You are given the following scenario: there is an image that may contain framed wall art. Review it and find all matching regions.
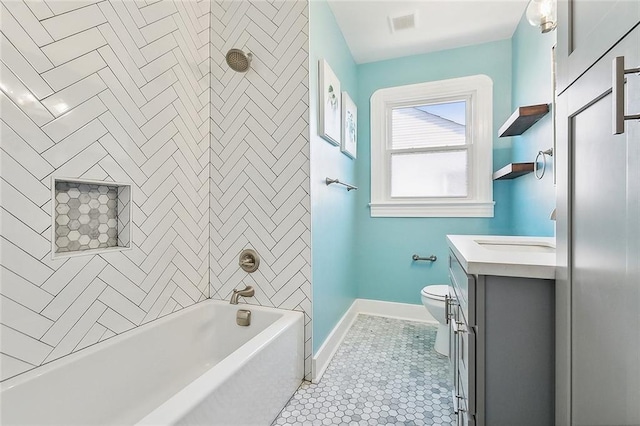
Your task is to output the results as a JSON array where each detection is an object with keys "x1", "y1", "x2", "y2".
[
  {"x1": 341, "y1": 91, "x2": 357, "y2": 159},
  {"x1": 318, "y1": 59, "x2": 341, "y2": 145}
]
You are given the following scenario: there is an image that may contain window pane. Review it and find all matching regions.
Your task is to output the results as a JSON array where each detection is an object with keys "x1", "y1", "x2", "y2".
[
  {"x1": 391, "y1": 151, "x2": 468, "y2": 197},
  {"x1": 392, "y1": 101, "x2": 466, "y2": 149}
]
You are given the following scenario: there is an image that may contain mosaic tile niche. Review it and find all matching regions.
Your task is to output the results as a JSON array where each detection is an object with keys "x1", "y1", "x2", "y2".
[{"x1": 54, "y1": 180, "x2": 131, "y2": 256}]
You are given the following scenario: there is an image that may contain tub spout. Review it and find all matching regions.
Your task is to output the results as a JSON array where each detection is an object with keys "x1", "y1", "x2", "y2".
[{"x1": 230, "y1": 286, "x2": 255, "y2": 304}]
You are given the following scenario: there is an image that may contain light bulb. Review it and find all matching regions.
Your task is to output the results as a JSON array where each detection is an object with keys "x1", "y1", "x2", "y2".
[{"x1": 526, "y1": 0, "x2": 557, "y2": 33}]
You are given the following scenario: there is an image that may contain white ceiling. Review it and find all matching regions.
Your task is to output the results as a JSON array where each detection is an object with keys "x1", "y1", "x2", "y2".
[{"x1": 326, "y1": 0, "x2": 529, "y2": 64}]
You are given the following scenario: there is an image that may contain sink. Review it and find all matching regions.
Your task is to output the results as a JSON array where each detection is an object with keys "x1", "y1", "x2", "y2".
[{"x1": 474, "y1": 240, "x2": 555, "y2": 254}]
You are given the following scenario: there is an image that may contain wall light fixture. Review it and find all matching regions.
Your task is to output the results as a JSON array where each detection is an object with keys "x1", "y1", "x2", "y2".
[{"x1": 526, "y1": 0, "x2": 557, "y2": 33}]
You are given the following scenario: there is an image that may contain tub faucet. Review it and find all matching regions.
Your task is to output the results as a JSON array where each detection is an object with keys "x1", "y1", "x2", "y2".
[{"x1": 230, "y1": 286, "x2": 255, "y2": 304}]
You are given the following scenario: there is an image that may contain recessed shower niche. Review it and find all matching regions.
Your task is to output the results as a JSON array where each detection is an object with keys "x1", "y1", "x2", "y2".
[{"x1": 52, "y1": 178, "x2": 132, "y2": 258}]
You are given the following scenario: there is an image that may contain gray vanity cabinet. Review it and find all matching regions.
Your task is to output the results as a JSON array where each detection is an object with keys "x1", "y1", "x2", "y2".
[{"x1": 448, "y1": 250, "x2": 555, "y2": 426}]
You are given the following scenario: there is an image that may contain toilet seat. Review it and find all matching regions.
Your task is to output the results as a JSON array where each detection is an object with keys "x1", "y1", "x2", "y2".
[{"x1": 421, "y1": 285, "x2": 449, "y2": 300}]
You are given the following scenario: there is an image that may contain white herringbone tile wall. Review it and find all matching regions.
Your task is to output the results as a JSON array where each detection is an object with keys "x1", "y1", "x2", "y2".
[
  {"x1": 0, "y1": 0, "x2": 211, "y2": 381},
  {"x1": 209, "y1": 0, "x2": 312, "y2": 379}
]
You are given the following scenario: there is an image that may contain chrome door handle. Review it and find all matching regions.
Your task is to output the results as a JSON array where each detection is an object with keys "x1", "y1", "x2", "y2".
[{"x1": 613, "y1": 56, "x2": 640, "y2": 135}]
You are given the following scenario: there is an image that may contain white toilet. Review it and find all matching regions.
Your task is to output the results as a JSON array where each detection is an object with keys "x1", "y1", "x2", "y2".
[{"x1": 421, "y1": 285, "x2": 450, "y2": 356}]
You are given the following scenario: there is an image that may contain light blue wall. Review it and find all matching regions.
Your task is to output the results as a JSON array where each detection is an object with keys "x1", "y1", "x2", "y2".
[
  {"x1": 354, "y1": 41, "x2": 514, "y2": 305},
  {"x1": 510, "y1": 15, "x2": 557, "y2": 236},
  {"x1": 310, "y1": 10, "x2": 558, "y2": 351},
  {"x1": 310, "y1": 0, "x2": 358, "y2": 354}
]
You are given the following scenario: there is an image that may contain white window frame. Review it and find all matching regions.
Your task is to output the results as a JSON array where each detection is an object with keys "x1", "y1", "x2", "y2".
[{"x1": 370, "y1": 74, "x2": 495, "y2": 218}]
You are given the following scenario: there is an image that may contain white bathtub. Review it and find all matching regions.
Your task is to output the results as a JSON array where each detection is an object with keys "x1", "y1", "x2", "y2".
[{"x1": 0, "y1": 300, "x2": 304, "y2": 425}]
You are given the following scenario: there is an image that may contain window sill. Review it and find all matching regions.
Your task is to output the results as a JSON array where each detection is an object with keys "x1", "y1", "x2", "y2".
[{"x1": 369, "y1": 201, "x2": 495, "y2": 218}]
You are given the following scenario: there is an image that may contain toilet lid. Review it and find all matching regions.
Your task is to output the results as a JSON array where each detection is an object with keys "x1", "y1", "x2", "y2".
[{"x1": 421, "y1": 285, "x2": 449, "y2": 299}]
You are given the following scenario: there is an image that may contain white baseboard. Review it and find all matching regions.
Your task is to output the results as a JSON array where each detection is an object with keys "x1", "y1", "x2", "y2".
[
  {"x1": 312, "y1": 300, "x2": 359, "y2": 383},
  {"x1": 356, "y1": 299, "x2": 436, "y2": 324},
  {"x1": 312, "y1": 298, "x2": 437, "y2": 383}
]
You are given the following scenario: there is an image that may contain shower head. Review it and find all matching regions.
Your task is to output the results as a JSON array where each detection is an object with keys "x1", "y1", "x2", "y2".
[{"x1": 225, "y1": 49, "x2": 252, "y2": 73}]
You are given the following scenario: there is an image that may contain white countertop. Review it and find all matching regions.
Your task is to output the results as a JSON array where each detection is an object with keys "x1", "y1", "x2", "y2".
[{"x1": 446, "y1": 235, "x2": 556, "y2": 280}]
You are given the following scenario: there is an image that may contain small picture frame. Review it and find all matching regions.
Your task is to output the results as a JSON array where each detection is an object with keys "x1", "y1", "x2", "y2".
[
  {"x1": 318, "y1": 59, "x2": 341, "y2": 145},
  {"x1": 341, "y1": 92, "x2": 357, "y2": 159}
]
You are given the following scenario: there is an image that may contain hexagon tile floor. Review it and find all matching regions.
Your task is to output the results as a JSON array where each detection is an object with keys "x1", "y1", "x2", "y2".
[{"x1": 273, "y1": 315, "x2": 455, "y2": 425}]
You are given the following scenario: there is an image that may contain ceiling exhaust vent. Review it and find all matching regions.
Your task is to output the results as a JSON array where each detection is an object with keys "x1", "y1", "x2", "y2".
[{"x1": 388, "y1": 12, "x2": 417, "y2": 33}]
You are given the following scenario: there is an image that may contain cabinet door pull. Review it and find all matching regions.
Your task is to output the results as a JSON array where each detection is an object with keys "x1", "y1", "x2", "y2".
[
  {"x1": 445, "y1": 294, "x2": 450, "y2": 324},
  {"x1": 452, "y1": 319, "x2": 466, "y2": 335},
  {"x1": 613, "y1": 56, "x2": 640, "y2": 134}
]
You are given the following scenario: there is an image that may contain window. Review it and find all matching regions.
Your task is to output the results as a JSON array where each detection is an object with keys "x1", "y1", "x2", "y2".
[{"x1": 370, "y1": 75, "x2": 494, "y2": 217}]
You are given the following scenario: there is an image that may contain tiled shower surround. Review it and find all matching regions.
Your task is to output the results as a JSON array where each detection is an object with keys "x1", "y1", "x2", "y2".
[
  {"x1": 0, "y1": 0, "x2": 312, "y2": 382},
  {"x1": 209, "y1": 0, "x2": 312, "y2": 379}
]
